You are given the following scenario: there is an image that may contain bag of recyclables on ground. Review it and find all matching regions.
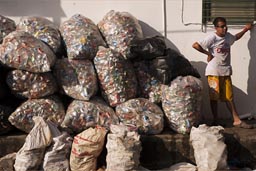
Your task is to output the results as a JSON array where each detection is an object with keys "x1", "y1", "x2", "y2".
[
  {"x1": 16, "y1": 16, "x2": 63, "y2": 55},
  {"x1": 6, "y1": 69, "x2": 58, "y2": 99},
  {"x1": 190, "y1": 124, "x2": 228, "y2": 171},
  {"x1": 0, "y1": 15, "x2": 16, "y2": 43},
  {"x1": 70, "y1": 127, "x2": 107, "y2": 171},
  {"x1": 94, "y1": 46, "x2": 138, "y2": 107},
  {"x1": 98, "y1": 10, "x2": 143, "y2": 59},
  {"x1": 53, "y1": 58, "x2": 98, "y2": 101},
  {"x1": 161, "y1": 75, "x2": 203, "y2": 134},
  {"x1": 59, "y1": 14, "x2": 106, "y2": 60},
  {"x1": 61, "y1": 97, "x2": 119, "y2": 133},
  {"x1": 14, "y1": 117, "x2": 53, "y2": 171},
  {"x1": 133, "y1": 60, "x2": 162, "y2": 103},
  {"x1": 0, "y1": 31, "x2": 56, "y2": 73},
  {"x1": 106, "y1": 124, "x2": 149, "y2": 171},
  {"x1": 8, "y1": 95, "x2": 65, "y2": 133},
  {"x1": 43, "y1": 128, "x2": 72, "y2": 171},
  {"x1": 115, "y1": 98, "x2": 164, "y2": 135}
]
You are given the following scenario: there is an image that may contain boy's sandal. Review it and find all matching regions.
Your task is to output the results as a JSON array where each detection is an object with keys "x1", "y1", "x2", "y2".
[{"x1": 234, "y1": 121, "x2": 253, "y2": 129}]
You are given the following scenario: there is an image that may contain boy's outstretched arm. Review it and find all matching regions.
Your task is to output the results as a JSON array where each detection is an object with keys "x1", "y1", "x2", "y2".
[
  {"x1": 235, "y1": 23, "x2": 253, "y2": 40},
  {"x1": 192, "y1": 42, "x2": 214, "y2": 62}
]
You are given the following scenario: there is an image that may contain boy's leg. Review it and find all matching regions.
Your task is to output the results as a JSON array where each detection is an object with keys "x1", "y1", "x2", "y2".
[
  {"x1": 223, "y1": 76, "x2": 252, "y2": 128},
  {"x1": 222, "y1": 77, "x2": 240, "y2": 124},
  {"x1": 226, "y1": 100, "x2": 252, "y2": 128},
  {"x1": 208, "y1": 76, "x2": 219, "y2": 123},
  {"x1": 225, "y1": 100, "x2": 241, "y2": 124}
]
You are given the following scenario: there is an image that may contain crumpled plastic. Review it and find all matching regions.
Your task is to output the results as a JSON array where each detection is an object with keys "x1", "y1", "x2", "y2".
[
  {"x1": 8, "y1": 95, "x2": 65, "y2": 133},
  {"x1": 106, "y1": 124, "x2": 143, "y2": 171},
  {"x1": 14, "y1": 116, "x2": 54, "y2": 171},
  {"x1": 129, "y1": 35, "x2": 166, "y2": 60},
  {"x1": 98, "y1": 10, "x2": 143, "y2": 59},
  {"x1": 16, "y1": 16, "x2": 63, "y2": 55},
  {"x1": 42, "y1": 129, "x2": 72, "y2": 171},
  {"x1": 94, "y1": 46, "x2": 138, "y2": 107},
  {"x1": 0, "y1": 31, "x2": 56, "y2": 73},
  {"x1": 115, "y1": 98, "x2": 164, "y2": 135},
  {"x1": 61, "y1": 97, "x2": 119, "y2": 133},
  {"x1": 6, "y1": 69, "x2": 57, "y2": 99},
  {"x1": 161, "y1": 76, "x2": 203, "y2": 134},
  {"x1": 59, "y1": 14, "x2": 106, "y2": 60},
  {"x1": 150, "y1": 48, "x2": 201, "y2": 84},
  {"x1": 190, "y1": 124, "x2": 228, "y2": 171},
  {"x1": 0, "y1": 15, "x2": 16, "y2": 43},
  {"x1": 53, "y1": 58, "x2": 98, "y2": 101}
]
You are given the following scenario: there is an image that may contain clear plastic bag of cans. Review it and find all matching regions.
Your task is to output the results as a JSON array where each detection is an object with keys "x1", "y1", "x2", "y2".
[
  {"x1": 98, "y1": 10, "x2": 143, "y2": 59},
  {"x1": 94, "y1": 46, "x2": 138, "y2": 107},
  {"x1": 161, "y1": 76, "x2": 203, "y2": 134},
  {"x1": 8, "y1": 95, "x2": 65, "y2": 133},
  {"x1": 53, "y1": 58, "x2": 98, "y2": 101},
  {"x1": 16, "y1": 16, "x2": 62, "y2": 55},
  {"x1": 115, "y1": 98, "x2": 164, "y2": 135},
  {"x1": 0, "y1": 15, "x2": 16, "y2": 43},
  {"x1": 6, "y1": 69, "x2": 58, "y2": 99},
  {"x1": 61, "y1": 97, "x2": 119, "y2": 133},
  {"x1": 0, "y1": 31, "x2": 56, "y2": 73},
  {"x1": 0, "y1": 105, "x2": 14, "y2": 135},
  {"x1": 59, "y1": 14, "x2": 106, "y2": 60},
  {"x1": 133, "y1": 61, "x2": 162, "y2": 103}
]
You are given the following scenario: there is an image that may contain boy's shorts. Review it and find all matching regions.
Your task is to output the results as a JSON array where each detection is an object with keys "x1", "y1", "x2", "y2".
[{"x1": 207, "y1": 75, "x2": 233, "y2": 101}]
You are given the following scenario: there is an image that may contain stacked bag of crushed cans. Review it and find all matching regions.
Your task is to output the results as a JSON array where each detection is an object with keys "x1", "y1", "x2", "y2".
[{"x1": 0, "y1": 10, "x2": 202, "y2": 171}]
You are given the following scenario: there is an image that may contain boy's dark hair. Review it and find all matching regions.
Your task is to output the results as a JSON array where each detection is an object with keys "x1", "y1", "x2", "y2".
[{"x1": 212, "y1": 17, "x2": 226, "y2": 27}]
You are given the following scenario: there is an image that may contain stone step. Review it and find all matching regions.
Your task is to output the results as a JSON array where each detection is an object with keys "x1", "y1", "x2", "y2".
[
  {"x1": 0, "y1": 121, "x2": 256, "y2": 170},
  {"x1": 140, "y1": 125, "x2": 256, "y2": 170}
]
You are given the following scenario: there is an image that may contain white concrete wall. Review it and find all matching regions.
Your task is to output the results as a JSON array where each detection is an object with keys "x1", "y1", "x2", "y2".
[{"x1": 1, "y1": 0, "x2": 256, "y2": 120}]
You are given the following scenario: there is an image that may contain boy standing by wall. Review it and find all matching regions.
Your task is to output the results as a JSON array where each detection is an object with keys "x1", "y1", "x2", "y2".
[{"x1": 192, "y1": 17, "x2": 253, "y2": 128}]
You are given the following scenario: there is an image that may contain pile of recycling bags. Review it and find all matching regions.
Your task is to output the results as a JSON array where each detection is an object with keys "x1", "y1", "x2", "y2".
[{"x1": 0, "y1": 10, "x2": 204, "y2": 170}]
